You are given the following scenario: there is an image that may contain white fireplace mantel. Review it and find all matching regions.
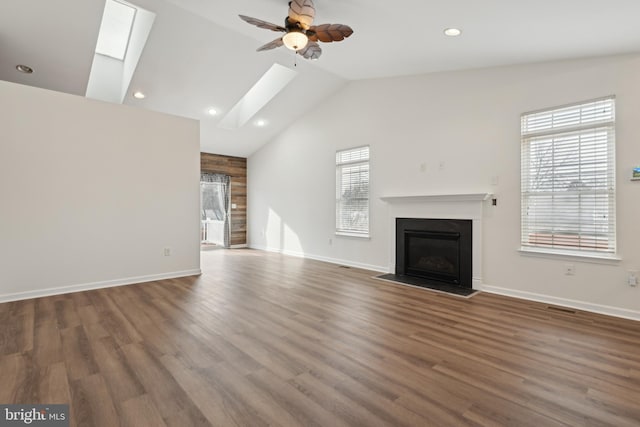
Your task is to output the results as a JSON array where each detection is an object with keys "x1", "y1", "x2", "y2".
[
  {"x1": 380, "y1": 193, "x2": 493, "y2": 204},
  {"x1": 381, "y1": 191, "x2": 492, "y2": 290}
]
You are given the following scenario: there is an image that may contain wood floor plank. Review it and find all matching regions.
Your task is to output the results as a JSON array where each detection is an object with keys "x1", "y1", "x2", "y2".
[
  {"x1": 76, "y1": 304, "x2": 110, "y2": 341},
  {"x1": 60, "y1": 325, "x2": 99, "y2": 381},
  {"x1": 91, "y1": 336, "x2": 146, "y2": 404},
  {"x1": 120, "y1": 394, "x2": 168, "y2": 427},
  {"x1": 246, "y1": 367, "x2": 353, "y2": 427},
  {"x1": 0, "y1": 353, "x2": 27, "y2": 403},
  {"x1": 0, "y1": 300, "x2": 34, "y2": 355},
  {"x1": 290, "y1": 371, "x2": 415, "y2": 427},
  {"x1": 160, "y1": 354, "x2": 262, "y2": 427},
  {"x1": 55, "y1": 297, "x2": 82, "y2": 330},
  {"x1": 197, "y1": 360, "x2": 307, "y2": 427},
  {"x1": 185, "y1": 324, "x2": 263, "y2": 375},
  {"x1": 0, "y1": 248, "x2": 639, "y2": 426},
  {"x1": 163, "y1": 407, "x2": 211, "y2": 427},
  {"x1": 119, "y1": 342, "x2": 207, "y2": 422},
  {"x1": 38, "y1": 361, "x2": 72, "y2": 404},
  {"x1": 70, "y1": 374, "x2": 120, "y2": 427},
  {"x1": 88, "y1": 290, "x2": 142, "y2": 346}
]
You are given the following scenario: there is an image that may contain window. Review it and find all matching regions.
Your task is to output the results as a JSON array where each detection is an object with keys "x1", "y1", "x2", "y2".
[
  {"x1": 521, "y1": 97, "x2": 616, "y2": 255},
  {"x1": 95, "y1": 0, "x2": 137, "y2": 61},
  {"x1": 336, "y1": 146, "x2": 370, "y2": 237}
]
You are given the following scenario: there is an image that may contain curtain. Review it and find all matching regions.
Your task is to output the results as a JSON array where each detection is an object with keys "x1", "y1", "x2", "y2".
[{"x1": 201, "y1": 173, "x2": 231, "y2": 248}]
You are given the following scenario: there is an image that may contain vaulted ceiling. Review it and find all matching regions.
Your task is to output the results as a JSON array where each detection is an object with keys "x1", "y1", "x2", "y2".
[{"x1": 2, "y1": 0, "x2": 640, "y2": 157}]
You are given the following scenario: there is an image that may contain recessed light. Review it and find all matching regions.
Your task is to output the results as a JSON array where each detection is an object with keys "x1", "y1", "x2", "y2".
[
  {"x1": 444, "y1": 28, "x2": 462, "y2": 37},
  {"x1": 207, "y1": 108, "x2": 218, "y2": 116},
  {"x1": 16, "y1": 64, "x2": 34, "y2": 74},
  {"x1": 255, "y1": 119, "x2": 267, "y2": 127},
  {"x1": 133, "y1": 91, "x2": 145, "y2": 99}
]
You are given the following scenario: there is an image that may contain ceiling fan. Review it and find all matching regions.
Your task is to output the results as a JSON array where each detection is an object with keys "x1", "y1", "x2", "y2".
[{"x1": 239, "y1": 0, "x2": 353, "y2": 60}]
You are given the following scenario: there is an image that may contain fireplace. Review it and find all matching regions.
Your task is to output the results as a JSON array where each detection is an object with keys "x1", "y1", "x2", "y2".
[{"x1": 396, "y1": 218, "x2": 472, "y2": 290}]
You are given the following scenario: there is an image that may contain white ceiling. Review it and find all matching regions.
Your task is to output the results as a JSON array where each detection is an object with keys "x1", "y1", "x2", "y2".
[{"x1": 2, "y1": 0, "x2": 640, "y2": 157}]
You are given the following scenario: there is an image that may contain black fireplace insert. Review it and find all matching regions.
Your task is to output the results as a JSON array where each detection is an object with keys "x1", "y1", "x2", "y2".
[{"x1": 396, "y1": 218, "x2": 472, "y2": 290}]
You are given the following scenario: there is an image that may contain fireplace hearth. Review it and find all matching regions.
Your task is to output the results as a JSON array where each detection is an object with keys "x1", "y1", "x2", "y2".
[{"x1": 377, "y1": 218, "x2": 474, "y2": 296}]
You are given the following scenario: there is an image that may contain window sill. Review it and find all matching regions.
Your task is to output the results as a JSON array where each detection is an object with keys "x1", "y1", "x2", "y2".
[
  {"x1": 518, "y1": 247, "x2": 621, "y2": 264},
  {"x1": 336, "y1": 231, "x2": 370, "y2": 240}
]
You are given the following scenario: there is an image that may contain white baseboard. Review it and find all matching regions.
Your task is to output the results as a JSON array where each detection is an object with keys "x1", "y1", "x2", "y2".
[
  {"x1": 230, "y1": 244, "x2": 248, "y2": 249},
  {"x1": 0, "y1": 269, "x2": 202, "y2": 304},
  {"x1": 481, "y1": 284, "x2": 640, "y2": 322},
  {"x1": 250, "y1": 245, "x2": 388, "y2": 273}
]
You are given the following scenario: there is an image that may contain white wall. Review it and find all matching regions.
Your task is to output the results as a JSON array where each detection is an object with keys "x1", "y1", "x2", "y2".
[
  {"x1": 248, "y1": 54, "x2": 640, "y2": 319},
  {"x1": 0, "y1": 80, "x2": 201, "y2": 301}
]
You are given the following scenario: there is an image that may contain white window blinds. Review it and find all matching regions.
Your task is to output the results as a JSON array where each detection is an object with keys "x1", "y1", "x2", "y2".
[
  {"x1": 521, "y1": 97, "x2": 616, "y2": 254},
  {"x1": 336, "y1": 146, "x2": 370, "y2": 236}
]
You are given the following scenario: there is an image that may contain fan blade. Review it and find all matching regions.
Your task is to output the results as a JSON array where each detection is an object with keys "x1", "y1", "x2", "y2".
[
  {"x1": 257, "y1": 37, "x2": 284, "y2": 52},
  {"x1": 297, "y1": 41, "x2": 322, "y2": 60},
  {"x1": 239, "y1": 15, "x2": 286, "y2": 32},
  {"x1": 308, "y1": 23, "x2": 353, "y2": 43},
  {"x1": 287, "y1": 0, "x2": 315, "y2": 30}
]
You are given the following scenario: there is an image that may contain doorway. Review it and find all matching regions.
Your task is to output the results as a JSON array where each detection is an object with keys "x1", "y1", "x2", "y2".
[{"x1": 200, "y1": 173, "x2": 230, "y2": 249}]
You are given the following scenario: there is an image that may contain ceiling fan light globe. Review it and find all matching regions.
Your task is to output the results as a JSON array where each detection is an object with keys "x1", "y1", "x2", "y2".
[{"x1": 282, "y1": 31, "x2": 308, "y2": 51}]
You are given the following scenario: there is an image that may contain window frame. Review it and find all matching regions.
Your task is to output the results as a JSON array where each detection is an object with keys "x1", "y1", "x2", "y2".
[
  {"x1": 336, "y1": 145, "x2": 370, "y2": 238},
  {"x1": 520, "y1": 96, "x2": 617, "y2": 260}
]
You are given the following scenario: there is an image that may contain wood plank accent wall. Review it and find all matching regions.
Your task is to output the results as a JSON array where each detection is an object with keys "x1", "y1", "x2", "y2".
[{"x1": 201, "y1": 153, "x2": 247, "y2": 246}]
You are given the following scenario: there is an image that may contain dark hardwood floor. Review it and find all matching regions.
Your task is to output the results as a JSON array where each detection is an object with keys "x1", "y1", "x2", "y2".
[{"x1": 1, "y1": 249, "x2": 640, "y2": 426}]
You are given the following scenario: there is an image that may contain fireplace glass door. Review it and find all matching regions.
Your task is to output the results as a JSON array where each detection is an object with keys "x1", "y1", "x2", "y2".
[{"x1": 405, "y1": 231, "x2": 461, "y2": 284}]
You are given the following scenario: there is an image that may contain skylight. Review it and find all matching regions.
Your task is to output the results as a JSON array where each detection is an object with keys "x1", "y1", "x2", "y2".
[
  {"x1": 87, "y1": 0, "x2": 155, "y2": 103},
  {"x1": 218, "y1": 64, "x2": 298, "y2": 130},
  {"x1": 95, "y1": 0, "x2": 136, "y2": 61}
]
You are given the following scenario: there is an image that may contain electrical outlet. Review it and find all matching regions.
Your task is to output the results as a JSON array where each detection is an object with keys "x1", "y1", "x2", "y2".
[
  {"x1": 564, "y1": 264, "x2": 575, "y2": 275},
  {"x1": 628, "y1": 270, "x2": 638, "y2": 287},
  {"x1": 164, "y1": 247, "x2": 171, "y2": 257},
  {"x1": 328, "y1": 238, "x2": 333, "y2": 246}
]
